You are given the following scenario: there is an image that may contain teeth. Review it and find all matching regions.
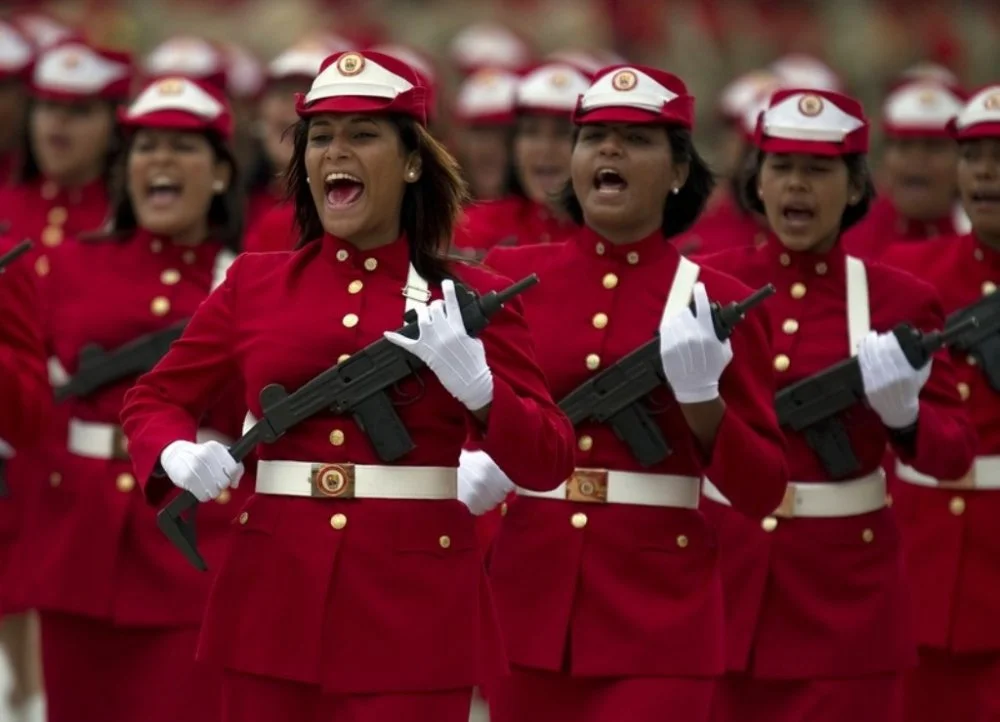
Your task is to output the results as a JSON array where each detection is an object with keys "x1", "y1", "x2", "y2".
[
  {"x1": 597, "y1": 168, "x2": 621, "y2": 180},
  {"x1": 150, "y1": 176, "x2": 176, "y2": 189},
  {"x1": 325, "y1": 172, "x2": 362, "y2": 184}
]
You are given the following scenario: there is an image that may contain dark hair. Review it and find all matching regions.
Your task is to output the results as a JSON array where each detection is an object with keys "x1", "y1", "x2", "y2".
[
  {"x1": 287, "y1": 113, "x2": 468, "y2": 284},
  {"x1": 739, "y1": 150, "x2": 876, "y2": 232},
  {"x1": 731, "y1": 143, "x2": 761, "y2": 216},
  {"x1": 557, "y1": 126, "x2": 716, "y2": 239},
  {"x1": 98, "y1": 130, "x2": 244, "y2": 251},
  {"x1": 19, "y1": 98, "x2": 122, "y2": 188}
]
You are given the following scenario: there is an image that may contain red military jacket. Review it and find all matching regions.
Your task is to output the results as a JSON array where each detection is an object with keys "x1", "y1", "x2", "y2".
[
  {"x1": 0, "y1": 175, "x2": 109, "y2": 279},
  {"x1": 696, "y1": 235, "x2": 976, "y2": 678},
  {"x1": 10, "y1": 230, "x2": 249, "y2": 626},
  {"x1": 452, "y1": 195, "x2": 576, "y2": 256},
  {"x1": 0, "y1": 235, "x2": 48, "y2": 451},
  {"x1": 881, "y1": 232, "x2": 1000, "y2": 653},
  {"x1": 842, "y1": 195, "x2": 965, "y2": 260},
  {"x1": 484, "y1": 226, "x2": 789, "y2": 678},
  {"x1": 0, "y1": 174, "x2": 110, "y2": 611},
  {"x1": 119, "y1": 233, "x2": 576, "y2": 693}
]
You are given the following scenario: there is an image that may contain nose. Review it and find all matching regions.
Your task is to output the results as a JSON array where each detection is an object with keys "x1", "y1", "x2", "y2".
[
  {"x1": 597, "y1": 132, "x2": 624, "y2": 158},
  {"x1": 972, "y1": 157, "x2": 998, "y2": 182},
  {"x1": 324, "y1": 133, "x2": 352, "y2": 161},
  {"x1": 786, "y1": 167, "x2": 810, "y2": 192}
]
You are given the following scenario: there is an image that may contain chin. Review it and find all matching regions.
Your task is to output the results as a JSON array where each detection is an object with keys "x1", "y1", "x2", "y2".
[
  {"x1": 320, "y1": 215, "x2": 364, "y2": 241},
  {"x1": 774, "y1": 230, "x2": 820, "y2": 253}
]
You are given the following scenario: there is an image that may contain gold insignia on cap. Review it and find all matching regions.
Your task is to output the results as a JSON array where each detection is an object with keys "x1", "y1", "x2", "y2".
[
  {"x1": 156, "y1": 78, "x2": 186, "y2": 96},
  {"x1": 918, "y1": 90, "x2": 939, "y2": 106},
  {"x1": 337, "y1": 52, "x2": 365, "y2": 76},
  {"x1": 611, "y1": 69, "x2": 637, "y2": 92},
  {"x1": 62, "y1": 52, "x2": 80, "y2": 69},
  {"x1": 984, "y1": 93, "x2": 1000, "y2": 111},
  {"x1": 798, "y1": 94, "x2": 824, "y2": 117},
  {"x1": 550, "y1": 72, "x2": 569, "y2": 88}
]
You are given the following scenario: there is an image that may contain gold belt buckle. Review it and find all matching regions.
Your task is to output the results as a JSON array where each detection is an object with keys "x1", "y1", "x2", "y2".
[
  {"x1": 311, "y1": 463, "x2": 357, "y2": 498},
  {"x1": 111, "y1": 426, "x2": 130, "y2": 461},
  {"x1": 566, "y1": 469, "x2": 608, "y2": 503},
  {"x1": 773, "y1": 484, "x2": 798, "y2": 518}
]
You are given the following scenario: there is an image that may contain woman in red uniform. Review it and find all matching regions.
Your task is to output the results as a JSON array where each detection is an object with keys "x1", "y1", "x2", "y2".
[
  {"x1": 242, "y1": 39, "x2": 341, "y2": 254},
  {"x1": 0, "y1": 20, "x2": 33, "y2": 187},
  {"x1": 452, "y1": 61, "x2": 591, "y2": 255},
  {"x1": 679, "y1": 73, "x2": 779, "y2": 256},
  {"x1": 119, "y1": 50, "x2": 575, "y2": 722},
  {"x1": 697, "y1": 88, "x2": 976, "y2": 722},
  {"x1": 843, "y1": 79, "x2": 968, "y2": 259},
  {"x1": 0, "y1": 237, "x2": 48, "y2": 471},
  {"x1": 469, "y1": 64, "x2": 789, "y2": 722},
  {"x1": 451, "y1": 67, "x2": 519, "y2": 205},
  {"x1": 879, "y1": 84, "x2": 1000, "y2": 722},
  {"x1": 0, "y1": 39, "x2": 131, "y2": 279},
  {"x1": 14, "y1": 76, "x2": 250, "y2": 722}
]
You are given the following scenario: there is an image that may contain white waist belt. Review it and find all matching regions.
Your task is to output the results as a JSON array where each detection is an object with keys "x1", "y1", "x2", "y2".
[
  {"x1": 896, "y1": 457, "x2": 1000, "y2": 490},
  {"x1": 701, "y1": 469, "x2": 886, "y2": 518},
  {"x1": 68, "y1": 418, "x2": 232, "y2": 461},
  {"x1": 255, "y1": 460, "x2": 458, "y2": 500},
  {"x1": 517, "y1": 469, "x2": 701, "y2": 508}
]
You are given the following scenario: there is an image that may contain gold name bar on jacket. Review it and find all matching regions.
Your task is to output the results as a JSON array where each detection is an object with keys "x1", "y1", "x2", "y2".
[
  {"x1": 254, "y1": 460, "x2": 458, "y2": 500},
  {"x1": 517, "y1": 468, "x2": 701, "y2": 508},
  {"x1": 701, "y1": 469, "x2": 887, "y2": 518}
]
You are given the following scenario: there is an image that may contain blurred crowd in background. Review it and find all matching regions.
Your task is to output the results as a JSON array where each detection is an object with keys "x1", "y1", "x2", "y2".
[{"x1": 5, "y1": 0, "x2": 1000, "y2": 171}]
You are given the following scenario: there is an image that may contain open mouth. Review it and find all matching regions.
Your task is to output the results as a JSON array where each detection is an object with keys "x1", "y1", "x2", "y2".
[
  {"x1": 781, "y1": 200, "x2": 816, "y2": 225},
  {"x1": 970, "y1": 189, "x2": 1000, "y2": 204},
  {"x1": 531, "y1": 165, "x2": 565, "y2": 186},
  {"x1": 593, "y1": 167, "x2": 628, "y2": 194},
  {"x1": 898, "y1": 175, "x2": 932, "y2": 189},
  {"x1": 325, "y1": 171, "x2": 365, "y2": 208},
  {"x1": 147, "y1": 176, "x2": 183, "y2": 207}
]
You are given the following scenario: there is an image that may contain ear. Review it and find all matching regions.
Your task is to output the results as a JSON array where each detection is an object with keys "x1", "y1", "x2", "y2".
[
  {"x1": 212, "y1": 159, "x2": 233, "y2": 194},
  {"x1": 672, "y1": 160, "x2": 691, "y2": 191},
  {"x1": 404, "y1": 152, "x2": 423, "y2": 183}
]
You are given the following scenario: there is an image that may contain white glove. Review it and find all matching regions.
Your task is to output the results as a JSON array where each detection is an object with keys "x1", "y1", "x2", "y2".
[
  {"x1": 160, "y1": 440, "x2": 244, "y2": 502},
  {"x1": 858, "y1": 330, "x2": 932, "y2": 429},
  {"x1": 384, "y1": 279, "x2": 493, "y2": 411},
  {"x1": 0, "y1": 438, "x2": 13, "y2": 460},
  {"x1": 659, "y1": 282, "x2": 734, "y2": 403},
  {"x1": 458, "y1": 449, "x2": 514, "y2": 515}
]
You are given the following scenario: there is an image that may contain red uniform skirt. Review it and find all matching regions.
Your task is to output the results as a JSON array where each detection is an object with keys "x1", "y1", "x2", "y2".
[
  {"x1": 221, "y1": 671, "x2": 472, "y2": 722},
  {"x1": 40, "y1": 611, "x2": 222, "y2": 722},
  {"x1": 904, "y1": 648, "x2": 1000, "y2": 722},
  {"x1": 711, "y1": 671, "x2": 904, "y2": 722},
  {"x1": 489, "y1": 664, "x2": 715, "y2": 722}
]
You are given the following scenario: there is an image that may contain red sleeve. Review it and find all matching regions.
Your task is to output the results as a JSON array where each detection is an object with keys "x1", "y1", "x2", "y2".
[
  {"x1": 892, "y1": 285, "x2": 976, "y2": 480},
  {"x1": 704, "y1": 298, "x2": 790, "y2": 518},
  {"x1": 458, "y1": 266, "x2": 575, "y2": 491},
  {"x1": 120, "y1": 255, "x2": 243, "y2": 505},
  {"x1": 0, "y1": 251, "x2": 49, "y2": 450}
]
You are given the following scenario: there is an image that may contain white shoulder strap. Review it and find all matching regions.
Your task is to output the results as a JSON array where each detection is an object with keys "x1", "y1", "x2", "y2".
[
  {"x1": 846, "y1": 255, "x2": 871, "y2": 355},
  {"x1": 402, "y1": 262, "x2": 431, "y2": 313},
  {"x1": 212, "y1": 248, "x2": 237, "y2": 291},
  {"x1": 953, "y1": 202, "x2": 972, "y2": 236},
  {"x1": 662, "y1": 256, "x2": 701, "y2": 321}
]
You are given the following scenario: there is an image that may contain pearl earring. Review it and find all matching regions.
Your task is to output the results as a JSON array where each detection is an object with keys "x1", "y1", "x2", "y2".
[
  {"x1": 406, "y1": 169, "x2": 418, "y2": 181},
  {"x1": 212, "y1": 179, "x2": 225, "y2": 193},
  {"x1": 671, "y1": 186, "x2": 680, "y2": 195}
]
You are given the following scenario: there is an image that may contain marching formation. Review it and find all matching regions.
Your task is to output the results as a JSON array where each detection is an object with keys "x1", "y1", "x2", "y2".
[{"x1": 0, "y1": 10, "x2": 998, "y2": 722}]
